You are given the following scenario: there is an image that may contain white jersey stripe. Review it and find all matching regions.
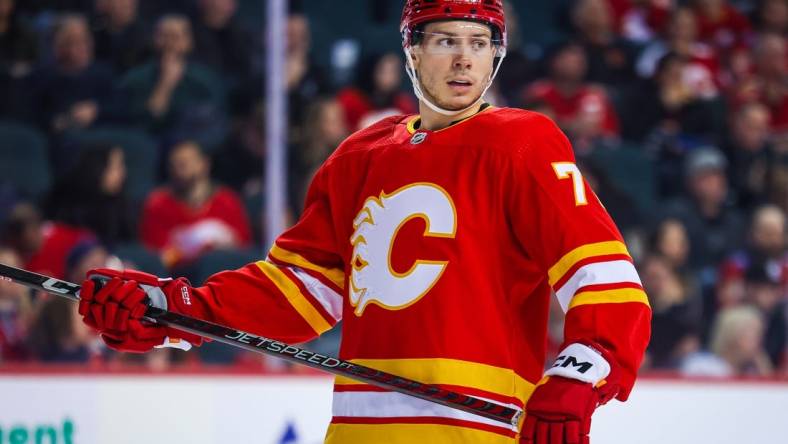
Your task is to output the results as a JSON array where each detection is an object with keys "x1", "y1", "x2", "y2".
[
  {"x1": 289, "y1": 267, "x2": 344, "y2": 321},
  {"x1": 554, "y1": 260, "x2": 642, "y2": 312},
  {"x1": 332, "y1": 391, "x2": 521, "y2": 432}
]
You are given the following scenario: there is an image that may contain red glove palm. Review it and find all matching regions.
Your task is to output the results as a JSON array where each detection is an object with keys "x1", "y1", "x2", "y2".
[
  {"x1": 522, "y1": 343, "x2": 620, "y2": 444},
  {"x1": 78, "y1": 269, "x2": 203, "y2": 353}
]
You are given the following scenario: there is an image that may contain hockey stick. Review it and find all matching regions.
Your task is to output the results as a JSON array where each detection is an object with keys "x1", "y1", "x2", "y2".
[{"x1": 0, "y1": 263, "x2": 522, "y2": 427}]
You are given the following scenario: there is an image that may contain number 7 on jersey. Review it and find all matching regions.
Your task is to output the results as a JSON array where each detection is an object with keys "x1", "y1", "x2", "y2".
[{"x1": 551, "y1": 162, "x2": 588, "y2": 206}]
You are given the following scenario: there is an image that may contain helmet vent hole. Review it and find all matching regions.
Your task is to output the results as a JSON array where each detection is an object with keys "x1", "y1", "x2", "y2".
[{"x1": 417, "y1": 0, "x2": 439, "y2": 11}]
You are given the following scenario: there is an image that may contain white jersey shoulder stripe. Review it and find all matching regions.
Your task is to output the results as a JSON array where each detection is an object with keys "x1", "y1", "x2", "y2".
[
  {"x1": 554, "y1": 260, "x2": 642, "y2": 312},
  {"x1": 288, "y1": 266, "x2": 344, "y2": 321}
]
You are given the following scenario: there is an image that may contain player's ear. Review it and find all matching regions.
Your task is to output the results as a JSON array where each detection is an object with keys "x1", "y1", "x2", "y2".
[{"x1": 409, "y1": 49, "x2": 422, "y2": 70}]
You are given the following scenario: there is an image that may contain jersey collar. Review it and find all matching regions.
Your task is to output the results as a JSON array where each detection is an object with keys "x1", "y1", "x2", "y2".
[{"x1": 406, "y1": 103, "x2": 493, "y2": 135}]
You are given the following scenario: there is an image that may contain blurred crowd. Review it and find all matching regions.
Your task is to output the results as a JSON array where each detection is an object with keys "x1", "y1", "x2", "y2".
[{"x1": 0, "y1": 0, "x2": 785, "y2": 378}]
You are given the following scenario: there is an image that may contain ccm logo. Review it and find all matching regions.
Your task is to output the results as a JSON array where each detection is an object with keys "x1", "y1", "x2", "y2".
[
  {"x1": 180, "y1": 286, "x2": 192, "y2": 306},
  {"x1": 552, "y1": 355, "x2": 593, "y2": 374}
]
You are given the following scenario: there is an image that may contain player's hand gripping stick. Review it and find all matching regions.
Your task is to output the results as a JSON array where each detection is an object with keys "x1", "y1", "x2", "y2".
[{"x1": 522, "y1": 343, "x2": 620, "y2": 444}]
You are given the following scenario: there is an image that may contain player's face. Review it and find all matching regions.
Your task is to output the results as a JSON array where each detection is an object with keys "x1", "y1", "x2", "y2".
[{"x1": 411, "y1": 21, "x2": 496, "y2": 111}]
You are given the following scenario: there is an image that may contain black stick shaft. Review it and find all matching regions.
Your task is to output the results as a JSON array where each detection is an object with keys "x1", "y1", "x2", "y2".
[{"x1": 0, "y1": 263, "x2": 522, "y2": 427}]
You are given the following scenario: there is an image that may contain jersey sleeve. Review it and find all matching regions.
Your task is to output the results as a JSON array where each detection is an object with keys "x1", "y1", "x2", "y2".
[
  {"x1": 510, "y1": 113, "x2": 651, "y2": 400},
  {"x1": 188, "y1": 165, "x2": 345, "y2": 344}
]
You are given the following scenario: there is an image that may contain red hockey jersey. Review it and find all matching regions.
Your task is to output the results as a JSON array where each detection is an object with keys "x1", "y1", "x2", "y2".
[{"x1": 187, "y1": 107, "x2": 651, "y2": 443}]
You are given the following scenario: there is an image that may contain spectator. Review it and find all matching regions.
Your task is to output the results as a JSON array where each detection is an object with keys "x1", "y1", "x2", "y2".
[
  {"x1": 692, "y1": 0, "x2": 752, "y2": 52},
  {"x1": 337, "y1": 52, "x2": 416, "y2": 132},
  {"x1": 2, "y1": 202, "x2": 43, "y2": 269},
  {"x1": 140, "y1": 140, "x2": 252, "y2": 268},
  {"x1": 1, "y1": 201, "x2": 92, "y2": 279},
  {"x1": 743, "y1": 260, "x2": 786, "y2": 369},
  {"x1": 641, "y1": 254, "x2": 703, "y2": 369},
  {"x1": 650, "y1": 217, "x2": 719, "y2": 336},
  {"x1": 525, "y1": 41, "x2": 620, "y2": 154},
  {"x1": 27, "y1": 240, "x2": 107, "y2": 362},
  {"x1": 754, "y1": 0, "x2": 788, "y2": 35},
  {"x1": 718, "y1": 204, "x2": 787, "y2": 306},
  {"x1": 616, "y1": 0, "x2": 673, "y2": 44},
  {"x1": 118, "y1": 14, "x2": 225, "y2": 137},
  {"x1": 292, "y1": 97, "x2": 349, "y2": 212},
  {"x1": 92, "y1": 0, "x2": 150, "y2": 74},
  {"x1": 46, "y1": 143, "x2": 136, "y2": 247},
  {"x1": 651, "y1": 218, "x2": 694, "y2": 272},
  {"x1": 722, "y1": 103, "x2": 774, "y2": 209},
  {"x1": 731, "y1": 32, "x2": 788, "y2": 131},
  {"x1": 212, "y1": 101, "x2": 266, "y2": 196},
  {"x1": 698, "y1": 305, "x2": 773, "y2": 376},
  {"x1": 662, "y1": 147, "x2": 746, "y2": 273},
  {"x1": 571, "y1": 0, "x2": 638, "y2": 85},
  {"x1": 637, "y1": 6, "x2": 721, "y2": 97},
  {"x1": 0, "y1": 247, "x2": 33, "y2": 361},
  {"x1": 0, "y1": 0, "x2": 38, "y2": 78},
  {"x1": 192, "y1": 0, "x2": 253, "y2": 80},
  {"x1": 678, "y1": 306, "x2": 767, "y2": 377},
  {"x1": 64, "y1": 240, "x2": 115, "y2": 284},
  {"x1": 720, "y1": 34, "x2": 756, "y2": 92},
  {"x1": 284, "y1": 13, "x2": 330, "y2": 142},
  {"x1": 765, "y1": 132, "x2": 788, "y2": 212},
  {"x1": 29, "y1": 14, "x2": 114, "y2": 135},
  {"x1": 212, "y1": 101, "x2": 298, "y2": 239},
  {"x1": 624, "y1": 52, "x2": 724, "y2": 181}
]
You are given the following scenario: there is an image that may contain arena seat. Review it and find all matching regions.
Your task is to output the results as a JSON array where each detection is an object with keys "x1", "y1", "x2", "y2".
[
  {"x1": 590, "y1": 143, "x2": 656, "y2": 216},
  {"x1": 0, "y1": 121, "x2": 51, "y2": 200},
  {"x1": 112, "y1": 242, "x2": 167, "y2": 277},
  {"x1": 175, "y1": 248, "x2": 264, "y2": 286}
]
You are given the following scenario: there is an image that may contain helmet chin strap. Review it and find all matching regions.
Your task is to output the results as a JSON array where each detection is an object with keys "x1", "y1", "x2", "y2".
[{"x1": 403, "y1": 48, "x2": 506, "y2": 117}]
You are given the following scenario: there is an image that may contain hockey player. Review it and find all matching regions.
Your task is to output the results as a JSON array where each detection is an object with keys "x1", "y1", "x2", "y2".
[{"x1": 77, "y1": 1, "x2": 651, "y2": 443}]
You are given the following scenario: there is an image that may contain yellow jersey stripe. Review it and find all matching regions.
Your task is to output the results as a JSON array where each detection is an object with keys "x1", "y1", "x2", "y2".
[
  {"x1": 268, "y1": 244, "x2": 346, "y2": 290},
  {"x1": 405, "y1": 106, "x2": 495, "y2": 136},
  {"x1": 325, "y1": 423, "x2": 516, "y2": 444},
  {"x1": 568, "y1": 287, "x2": 651, "y2": 310},
  {"x1": 334, "y1": 357, "x2": 535, "y2": 405},
  {"x1": 406, "y1": 116, "x2": 419, "y2": 134},
  {"x1": 254, "y1": 261, "x2": 333, "y2": 335},
  {"x1": 548, "y1": 241, "x2": 630, "y2": 286}
]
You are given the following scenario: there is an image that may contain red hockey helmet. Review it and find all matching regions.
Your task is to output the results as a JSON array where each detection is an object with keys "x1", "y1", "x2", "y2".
[{"x1": 400, "y1": 0, "x2": 507, "y2": 51}]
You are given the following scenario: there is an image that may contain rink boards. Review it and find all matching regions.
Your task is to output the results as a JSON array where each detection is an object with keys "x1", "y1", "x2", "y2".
[{"x1": 0, "y1": 374, "x2": 785, "y2": 444}]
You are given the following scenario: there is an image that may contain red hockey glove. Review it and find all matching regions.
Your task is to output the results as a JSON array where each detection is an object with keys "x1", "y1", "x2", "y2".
[
  {"x1": 522, "y1": 343, "x2": 620, "y2": 444},
  {"x1": 78, "y1": 268, "x2": 204, "y2": 353}
]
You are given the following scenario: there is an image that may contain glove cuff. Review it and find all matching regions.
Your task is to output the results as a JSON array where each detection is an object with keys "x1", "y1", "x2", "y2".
[
  {"x1": 544, "y1": 342, "x2": 611, "y2": 385},
  {"x1": 159, "y1": 277, "x2": 195, "y2": 313}
]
